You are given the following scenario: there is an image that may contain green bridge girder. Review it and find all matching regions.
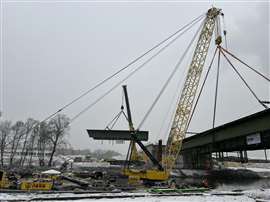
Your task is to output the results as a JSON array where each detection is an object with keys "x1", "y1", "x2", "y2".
[{"x1": 182, "y1": 108, "x2": 270, "y2": 152}]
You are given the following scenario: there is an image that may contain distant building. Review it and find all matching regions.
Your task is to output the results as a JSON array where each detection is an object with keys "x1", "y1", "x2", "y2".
[
  {"x1": 4, "y1": 147, "x2": 51, "y2": 159},
  {"x1": 2, "y1": 147, "x2": 52, "y2": 166}
]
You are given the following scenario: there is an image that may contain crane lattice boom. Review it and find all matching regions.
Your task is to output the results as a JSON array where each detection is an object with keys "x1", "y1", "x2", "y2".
[{"x1": 165, "y1": 7, "x2": 221, "y2": 171}]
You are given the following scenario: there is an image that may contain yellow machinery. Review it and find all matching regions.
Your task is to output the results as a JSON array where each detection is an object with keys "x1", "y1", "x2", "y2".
[
  {"x1": 20, "y1": 180, "x2": 53, "y2": 191},
  {"x1": 0, "y1": 170, "x2": 11, "y2": 188},
  {"x1": 20, "y1": 172, "x2": 61, "y2": 190},
  {"x1": 0, "y1": 170, "x2": 54, "y2": 191},
  {"x1": 123, "y1": 7, "x2": 222, "y2": 182},
  {"x1": 121, "y1": 85, "x2": 169, "y2": 182}
]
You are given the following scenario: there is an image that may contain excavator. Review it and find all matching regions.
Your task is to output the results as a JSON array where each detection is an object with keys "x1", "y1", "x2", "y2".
[{"x1": 88, "y1": 7, "x2": 223, "y2": 183}]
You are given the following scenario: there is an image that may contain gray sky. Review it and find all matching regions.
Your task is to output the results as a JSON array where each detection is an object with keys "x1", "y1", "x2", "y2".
[{"x1": 1, "y1": 1, "x2": 269, "y2": 157}]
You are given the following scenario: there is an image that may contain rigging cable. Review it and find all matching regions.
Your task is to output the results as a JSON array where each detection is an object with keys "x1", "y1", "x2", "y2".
[
  {"x1": 69, "y1": 17, "x2": 204, "y2": 123},
  {"x1": 220, "y1": 46, "x2": 270, "y2": 82},
  {"x1": 105, "y1": 111, "x2": 123, "y2": 130},
  {"x1": 137, "y1": 18, "x2": 205, "y2": 130},
  {"x1": 156, "y1": 44, "x2": 217, "y2": 142},
  {"x1": 110, "y1": 111, "x2": 129, "y2": 129},
  {"x1": 212, "y1": 48, "x2": 221, "y2": 128},
  {"x1": 186, "y1": 47, "x2": 218, "y2": 131},
  {"x1": 220, "y1": 48, "x2": 268, "y2": 109},
  {"x1": 41, "y1": 13, "x2": 206, "y2": 123},
  {"x1": 105, "y1": 91, "x2": 128, "y2": 130}
]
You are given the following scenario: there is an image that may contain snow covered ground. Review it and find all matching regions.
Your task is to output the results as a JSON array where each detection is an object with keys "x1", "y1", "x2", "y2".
[
  {"x1": 0, "y1": 189, "x2": 269, "y2": 202},
  {"x1": 227, "y1": 163, "x2": 270, "y2": 178},
  {"x1": 35, "y1": 195, "x2": 256, "y2": 202},
  {"x1": 1, "y1": 164, "x2": 270, "y2": 201}
]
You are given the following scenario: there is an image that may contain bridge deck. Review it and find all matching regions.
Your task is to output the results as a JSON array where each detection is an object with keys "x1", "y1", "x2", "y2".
[{"x1": 182, "y1": 108, "x2": 270, "y2": 152}]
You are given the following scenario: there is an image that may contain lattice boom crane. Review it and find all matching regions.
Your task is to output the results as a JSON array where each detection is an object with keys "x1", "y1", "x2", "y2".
[
  {"x1": 122, "y1": 7, "x2": 223, "y2": 182},
  {"x1": 89, "y1": 7, "x2": 223, "y2": 182},
  {"x1": 165, "y1": 7, "x2": 222, "y2": 172}
]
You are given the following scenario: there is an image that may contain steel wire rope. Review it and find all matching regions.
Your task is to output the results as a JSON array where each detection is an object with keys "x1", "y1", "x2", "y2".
[
  {"x1": 69, "y1": 17, "x2": 204, "y2": 124},
  {"x1": 24, "y1": 13, "x2": 205, "y2": 138},
  {"x1": 164, "y1": 47, "x2": 218, "y2": 170},
  {"x1": 154, "y1": 43, "x2": 212, "y2": 143},
  {"x1": 109, "y1": 112, "x2": 123, "y2": 129},
  {"x1": 213, "y1": 49, "x2": 221, "y2": 128},
  {"x1": 220, "y1": 46, "x2": 270, "y2": 82},
  {"x1": 221, "y1": 13, "x2": 228, "y2": 49},
  {"x1": 220, "y1": 48, "x2": 268, "y2": 109},
  {"x1": 186, "y1": 47, "x2": 218, "y2": 132},
  {"x1": 105, "y1": 111, "x2": 123, "y2": 130},
  {"x1": 136, "y1": 18, "x2": 205, "y2": 130},
  {"x1": 154, "y1": 64, "x2": 187, "y2": 143},
  {"x1": 41, "y1": 13, "x2": 205, "y2": 123}
]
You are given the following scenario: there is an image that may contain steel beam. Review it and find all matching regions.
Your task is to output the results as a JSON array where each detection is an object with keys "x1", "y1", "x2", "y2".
[{"x1": 87, "y1": 129, "x2": 148, "y2": 141}]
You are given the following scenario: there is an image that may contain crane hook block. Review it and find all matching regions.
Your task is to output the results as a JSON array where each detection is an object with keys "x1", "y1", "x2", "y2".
[{"x1": 215, "y1": 35, "x2": 222, "y2": 45}]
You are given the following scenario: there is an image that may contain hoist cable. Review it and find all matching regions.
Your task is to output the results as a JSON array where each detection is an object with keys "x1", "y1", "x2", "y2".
[
  {"x1": 220, "y1": 46, "x2": 270, "y2": 82},
  {"x1": 137, "y1": 19, "x2": 205, "y2": 130},
  {"x1": 186, "y1": 47, "x2": 218, "y2": 131},
  {"x1": 220, "y1": 48, "x2": 268, "y2": 109},
  {"x1": 121, "y1": 89, "x2": 124, "y2": 107},
  {"x1": 212, "y1": 49, "x2": 221, "y2": 128},
  {"x1": 221, "y1": 13, "x2": 228, "y2": 49},
  {"x1": 42, "y1": 13, "x2": 205, "y2": 123},
  {"x1": 155, "y1": 62, "x2": 187, "y2": 143},
  {"x1": 70, "y1": 17, "x2": 204, "y2": 123}
]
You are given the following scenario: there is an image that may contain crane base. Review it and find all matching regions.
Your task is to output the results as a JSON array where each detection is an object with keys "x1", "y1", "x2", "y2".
[{"x1": 123, "y1": 169, "x2": 169, "y2": 181}]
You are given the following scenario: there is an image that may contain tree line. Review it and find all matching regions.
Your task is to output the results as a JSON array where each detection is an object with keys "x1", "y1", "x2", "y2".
[
  {"x1": 56, "y1": 148, "x2": 122, "y2": 160},
  {"x1": 0, "y1": 114, "x2": 69, "y2": 168}
]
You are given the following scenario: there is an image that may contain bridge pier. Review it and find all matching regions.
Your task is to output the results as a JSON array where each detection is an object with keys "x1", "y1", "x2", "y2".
[
  {"x1": 181, "y1": 150, "x2": 212, "y2": 169},
  {"x1": 216, "y1": 152, "x2": 224, "y2": 161},
  {"x1": 239, "y1": 150, "x2": 248, "y2": 163}
]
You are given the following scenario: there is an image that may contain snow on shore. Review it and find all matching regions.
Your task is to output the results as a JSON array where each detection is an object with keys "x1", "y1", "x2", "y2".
[
  {"x1": 45, "y1": 195, "x2": 255, "y2": 202},
  {"x1": 0, "y1": 190, "x2": 269, "y2": 202}
]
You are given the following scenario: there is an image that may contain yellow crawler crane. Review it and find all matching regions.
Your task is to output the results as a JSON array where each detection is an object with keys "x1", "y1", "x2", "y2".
[{"x1": 124, "y1": 7, "x2": 222, "y2": 181}]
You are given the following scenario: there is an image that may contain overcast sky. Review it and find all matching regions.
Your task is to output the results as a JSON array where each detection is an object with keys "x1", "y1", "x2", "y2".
[{"x1": 1, "y1": 1, "x2": 269, "y2": 157}]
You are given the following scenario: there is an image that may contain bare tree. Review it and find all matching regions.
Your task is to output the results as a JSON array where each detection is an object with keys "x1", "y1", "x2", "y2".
[
  {"x1": 0, "y1": 121, "x2": 12, "y2": 167},
  {"x1": 47, "y1": 114, "x2": 70, "y2": 167},
  {"x1": 19, "y1": 118, "x2": 37, "y2": 167},
  {"x1": 9, "y1": 121, "x2": 25, "y2": 167},
  {"x1": 27, "y1": 125, "x2": 39, "y2": 166},
  {"x1": 37, "y1": 122, "x2": 50, "y2": 167},
  {"x1": 0, "y1": 114, "x2": 70, "y2": 168}
]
